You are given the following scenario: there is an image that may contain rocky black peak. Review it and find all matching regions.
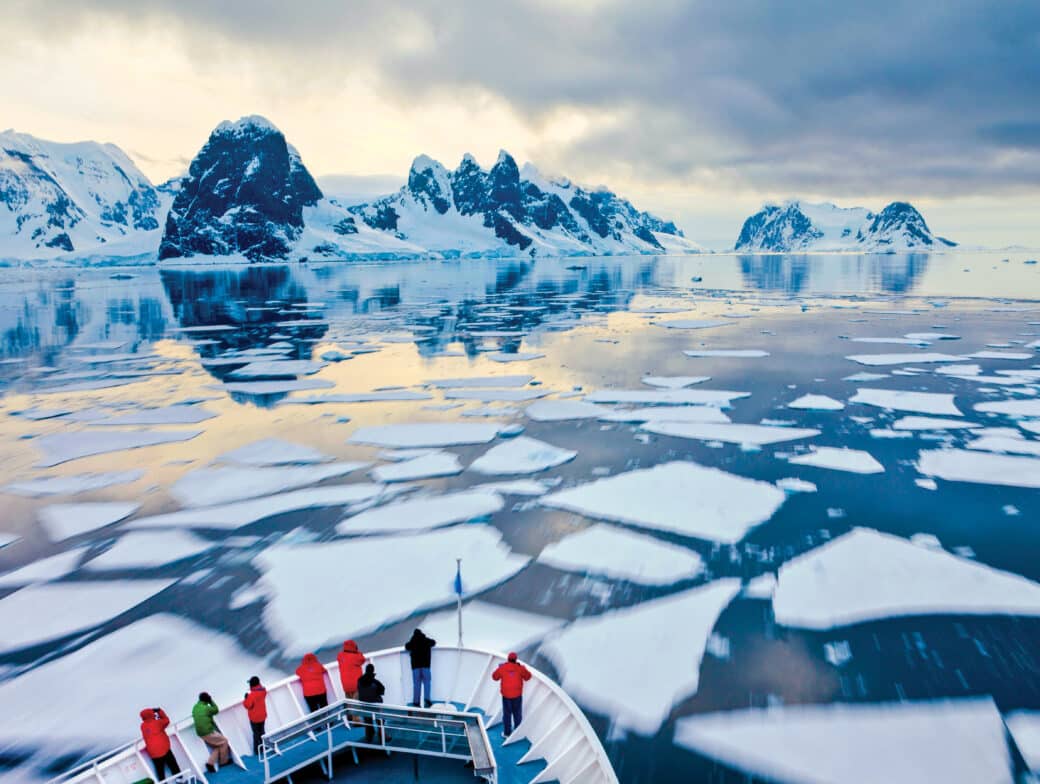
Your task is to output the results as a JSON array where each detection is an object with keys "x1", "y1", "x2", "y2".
[
  {"x1": 159, "y1": 115, "x2": 322, "y2": 261},
  {"x1": 862, "y1": 201, "x2": 955, "y2": 248},
  {"x1": 487, "y1": 150, "x2": 523, "y2": 220},
  {"x1": 406, "y1": 155, "x2": 451, "y2": 215},
  {"x1": 736, "y1": 203, "x2": 822, "y2": 252},
  {"x1": 450, "y1": 154, "x2": 488, "y2": 216}
]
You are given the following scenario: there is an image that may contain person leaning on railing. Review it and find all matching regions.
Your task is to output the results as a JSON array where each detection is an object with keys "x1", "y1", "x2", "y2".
[
  {"x1": 192, "y1": 692, "x2": 230, "y2": 773},
  {"x1": 242, "y1": 676, "x2": 268, "y2": 756},
  {"x1": 139, "y1": 707, "x2": 180, "y2": 781},
  {"x1": 357, "y1": 663, "x2": 387, "y2": 744}
]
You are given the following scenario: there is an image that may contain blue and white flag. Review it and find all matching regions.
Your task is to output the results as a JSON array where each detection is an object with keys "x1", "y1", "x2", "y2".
[{"x1": 453, "y1": 560, "x2": 463, "y2": 596}]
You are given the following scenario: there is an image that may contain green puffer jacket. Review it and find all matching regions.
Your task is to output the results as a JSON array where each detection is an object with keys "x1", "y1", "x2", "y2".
[{"x1": 192, "y1": 700, "x2": 219, "y2": 736}]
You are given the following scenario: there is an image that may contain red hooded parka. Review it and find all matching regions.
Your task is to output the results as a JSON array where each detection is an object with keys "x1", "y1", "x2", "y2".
[
  {"x1": 243, "y1": 685, "x2": 268, "y2": 722},
  {"x1": 337, "y1": 640, "x2": 366, "y2": 693},
  {"x1": 492, "y1": 655, "x2": 532, "y2": 699},
  {"x1": 139, "y1": 708, "x2": 172, "y2": 759},
  {"x1": 296, "y1": 653, "x2": 328, "y2": 697}
]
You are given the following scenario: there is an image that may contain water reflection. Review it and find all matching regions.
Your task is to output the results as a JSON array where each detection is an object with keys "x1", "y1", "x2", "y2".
[{"x1": 739, "y1": 253, "x2": 930, "y2": 294}]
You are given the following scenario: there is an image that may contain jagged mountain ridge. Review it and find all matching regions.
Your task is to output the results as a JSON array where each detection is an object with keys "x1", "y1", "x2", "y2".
[{"x1": 735, "y1": 200, "x2": 956, "y2": 253}]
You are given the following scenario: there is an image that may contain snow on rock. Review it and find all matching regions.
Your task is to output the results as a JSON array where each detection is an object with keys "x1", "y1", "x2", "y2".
[
  {"x1": 370, "y1": 452, "x2": 463, "y2": 482},
  {"x1": 584, "y1": 389, "x2": 749, "y2": 406},
  {"x1": 892, "y1": 416, "x2": 981, "y2": 431},
  {"x1": 773, "y1": 528, "x2": 1040, "y2": 628},
  {"x1": 0, "y1": 580, "x2": 175, "y2": 654},
  {"x1": 540, "y1": 579, "x2": 741, "y2": 735},
  {"x1": 788, "y1": 447, "x2": 884, "y2": 474},
  {"x1": 0, "y1": 614, "x2": 277, "y2": 748},
  {"x1": 917, "y1": 448, "x2": 1040, "y2": 488},
  {"x1": 349, "y1": 423, "x2": 500, "y2": 448},
  {"x1": 541, "y1": 461, "x2": 786, "y2": 544},
  {"x1": 641, "y1": 376, "x2": 711, "y2": 389},
  {"x1": 975, "y1": 399, "x2": 1040, "y2": 417},
  {"x1": 674, "y1": 698, "x2": 1011, "y2": 784},
  {"x1": 170, "y1": 462, "x2": 369, "y2": 507},
  {"x1": 420, "y1": 601, "x2": 564, "y2": 653},
  {"x1": 217, "y1": 438, "x2": 333, "y2": 466},
  {"x1": 684, "y1": 349, "x2": 770, "y2": 358},
  {"x1": 2, "y1": 471, "x2": 143, "y2": 498},
  {"x1": 38, "y1": 502, "x2": 140, "y2": 542},
  {"x1": 600, "y1": 406, "x2": 731, "y2": 424},
  {"x1": 850, "y1": 388, "x2": 961, "y2": 416},
  {"x1": 525, "y1": 400, "x2": 611, "y2": 421},
  {"x1": 34, "y1": 429, "x2": 204, "y2": 467},
  {"x1": 642, "y1": 422, "x2": 819, "y2": 446},
  {"x1": 425, "y1": 375, "x2": 534, "y2": 388},
  {"x1": 537, "y1": 523, "x2": 705, "y2": 585},
  {"x1": 846, "y1": 353, "x2": 968, "y2": 366},
  {"x1": 337, "y1": 490, "x2": 503, "y2": 535},
  {"x1": 468, "y1": 436, "x2": 576, "y2": 475},
  {"x1": 787, "y1": 394, "x2": 845, "y2": 411},
  {"x1": 256, "y1": 526, "x2": 530, "y2": 653},
  {"x1": 1006, "y1": 711, "x2": 1040, "y2": 773},
  {"x1": 0, "y1": 549, "x2": 86, "y2": 588},
  {"x1": 85, "y1": 531, "x2": 212, "y2": 571}
]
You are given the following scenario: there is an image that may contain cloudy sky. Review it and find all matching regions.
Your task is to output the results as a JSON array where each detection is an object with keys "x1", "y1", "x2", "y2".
[{"x1": 4, "y1": 0, "x2": 1039, "y2": 249}]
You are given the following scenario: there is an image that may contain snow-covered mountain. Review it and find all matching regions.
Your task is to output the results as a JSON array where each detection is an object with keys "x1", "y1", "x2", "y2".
[
  {"x1": 0, "y1": 130, "x2": 166, "y2": 260},
  {"x1": 347, "y1": 152, "x2": 700, "y2": 257},
  {"x1": 735, "y1": 200, "x2": 956, "y2": 253}
]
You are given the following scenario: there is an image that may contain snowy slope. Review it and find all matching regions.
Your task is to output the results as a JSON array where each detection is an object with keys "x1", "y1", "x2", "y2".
[{"x1": 0, "y1": 130, "x2": 168, "y2": 260}]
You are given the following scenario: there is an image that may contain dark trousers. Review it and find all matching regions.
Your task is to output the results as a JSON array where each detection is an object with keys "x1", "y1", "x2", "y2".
[
  {"x1": 502, "y1": 695, "x2": 523, "y2": 736},
  {"x1": 304, "y1": 692, "x2": 328, "y2": 713},
  {"x1": 250, "y1": 720, "x2": 266, "y2": 755},
  {"x1": 151, "y1": 751, "x2": 180, "y2": 781}
]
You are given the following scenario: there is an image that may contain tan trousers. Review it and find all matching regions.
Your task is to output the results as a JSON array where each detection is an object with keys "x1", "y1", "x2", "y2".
[{"x1": 202, "y1": 732, "x2": 230, "y2": 766}]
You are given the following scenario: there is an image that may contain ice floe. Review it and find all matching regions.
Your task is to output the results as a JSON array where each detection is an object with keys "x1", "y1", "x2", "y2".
[
  {"x1": 584, "y1": 389, "x2": 750, "y2": 406},
  {"x1": 537, "y1": 523, "x2": 705, "y2": 585},
  {"x1": 425, "y1": 375, "x2": 533, "y2": 388},
  {"x1": 641, "y1": 376, "x2": 711, "y2": 389},
  {"x1": 643, "y1": 422, "x2": 819, "y2": 446},
  {"x1": 892, "y1": 416, "x2": 981, "y2": 431},
  {"x1": 420, "y1": 601, "x2": 564, "y2": 653},
  {"x1": 683, "y1": 349, "x2": 770, "y2": 358},
  {"x1": 968, "y1": 351, "x2": 1033, "y2": 360},
  {"x1": 787, "y1": 394, "x2": 845, "y2": 411},
  {"x1": 967, "y1": 435, "x2": 1040, "y2": 456},
  {"x1": 228, "y1": 359, "x2": 324, "y2": 378},
  {"x1": 337, "y1": 490, "x2": 503, "y2": 535},
  {"x1": 917, "y1": 448, "x2": 1040, "y2": 488},
  {"x1": 468, "y1": 436, "x2": 576, "y2": 475},
  {"x1": 34, "y1": 429, "x2": 204, "y2": 467},
  {"x1": 850, "y1": 388, "x2": 961, "y2": 416},
  {"x1": 541, "y1": 461, "x2": 786, "y2": 543},
  {"x1": 472, "y1": 479, "x2": 554, "y2": 496},
  {"x1": 2, "y1": 470, "x2": 143, "y2": 498},
  {"x1": 656, "y1": 319, "x2": 732, "y2": 330},
  {"x1": 0, "y1": 548, "x2": 85, "y2": 588},
  {"x1": 775, "y1": 478, "x2": 817, "y2": 493},
  {"x1": 443, "y1": 388, "x2": 550, "y2": 402},
  {"x1": 38, "y1": 501, "x2": 141, "y2": 541},
  {"x1": 600, "y1": 406, "x2": 731, "y2": 424},
  {"x1": 86, "y1": 406, "x2": 217, "y2": 426},
  {"x1": 349, "y1": 423, "x2": 500, "y2": 448},
  {"x1": 773, "y1": 528, "x2": 1040, "y2": 628},
  {"x1": 846, "y1": 353, "x2": 968, "y2": 366},
  {"x1": 220, "y1": 379, "x2": 335, "y2": 395},
  {"x1": 256, "y1": 525, "x2": 529, "y2": 653},
  {"x1": 788, "y1": 447, "x2": 884, "y2": 474},
  {"x1": 843, "y1": 372, "x2": 889, "y2": 382},
  {"x1": 540, "y1": 579, "x2": 741, "y2": 734},
  {"x1": 975, "y1": 399, "x2": 1040, "y2": 417},
  {"x1": 524, "y1": 400, "x2": 612, "y2": 421},
  {"x1": 0, "y1": 580, "x2": 175, "y2": 654},
  {"x1": 1006, "y1": 711, "x2": 1040, "y2": 773},
  {"x1": 370, "y1": 452, "x2": 463, "y2": 482},
  {"x1": 216, "y1": 438, "x2": 333, "y2": 466},
  {"x1": 85, "y1": 531, "x2": 212, "y2": 570},
  {"x1": 170, "y1": 462, "x2": 368, "y2": 507},
  {"x1": 674, "y1": 698, "x2": 1012, "y2": 784},
  {"x1": 487, "y1": 352, "x2": 545, "y2": 363},
  {"x1": 281, "y1": 390, "x2": 432, "y2": 404}
]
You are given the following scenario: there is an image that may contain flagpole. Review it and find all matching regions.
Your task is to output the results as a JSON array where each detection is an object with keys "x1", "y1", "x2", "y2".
[{"x1": 455, "y1": 557, "x2": 464, "y2": 647}]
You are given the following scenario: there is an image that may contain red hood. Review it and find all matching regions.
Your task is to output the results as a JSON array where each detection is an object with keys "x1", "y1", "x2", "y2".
[
  {"x1": 140, "y1": 709, "x2": 154, "y2": 721},
  {"x1": 342, "y1": 640, "x2": 359, "y2": 653}
]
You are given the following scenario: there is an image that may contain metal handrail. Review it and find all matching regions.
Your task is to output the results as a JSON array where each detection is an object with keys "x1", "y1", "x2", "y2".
[{"x1": 45, "y1": 739, "x2": 142, "y2": 784}]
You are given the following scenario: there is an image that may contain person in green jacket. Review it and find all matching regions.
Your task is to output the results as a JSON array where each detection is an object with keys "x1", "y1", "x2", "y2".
[{"x1": 192, "y1": 692, "x2": 230, "y2": 773}]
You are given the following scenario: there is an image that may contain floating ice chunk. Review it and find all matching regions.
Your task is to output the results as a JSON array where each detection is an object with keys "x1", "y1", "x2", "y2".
[
  {"x1": 0, "y1": 548, "x2": 85, "y2": 588},
  {"x1": 674, "y1": 698, "x2": 1013, "y2": 784},
  {"x1": 0, "y1": 614, "x2": 276, "y2": 748},
  {"x1": 337, "y1": 490, "x2": 502, "y2": 535},
  {"x1": 87, "y1": 406, "x2": 217, "y2": 426},
  {"x1": 918, "y1": 448, "x2": 1040, "y2": 488},
  {"x1": 127, "y1": 484, "x2": 386, "y2": 530},
  {"x1": 219, "y1": 379, "x2": 335, "y2": 395},
  {"x1": 643, "y1": 422, "x2": 819, "y2": 446},
  {"x1": 585, "y1": 389, "x2": 749, "y2": 406},
  {"x1": 85, "y1": 531, "x2": 212, "y2": 570},
  {"x1": 0, "y1": 533, "x2": 19, "y2": 549},
  {"x1": 843, "y1": 372, "x2": 889, "y2": 382},
  {"x1": 487, "y1": 352, "x2": 545, "y2": 363},
  {"x1": 911, "y1": 532, "x2": 943, "y2": 549},
  {"x1": 1006, "y1": 712, "x2": 1040, "y2": 773},
  {"x1": 936, "y1": 363, "x2": 981, "y2": 376},
  {"x1": 540, "y1": 579, "x2": 741, "y2": 735},
  {"x1": 851, "y1": 337, "x2": 929, "y2": 345},
  {"x1": 420, "y1": 601, "x2": 564, "y2": 653},
  {"x1": 788, "y1": 447, "x2": 884, "y2": 474},
  {"x1": 370, "y1": 452, "x2": 463, "y2": 482},
  {"x1": 850, "y1": 388, "x2": 961, "y2": 416},
  {"x1": 916, "y1": 477, "x2": 938, "y2": 490},
  {"x1": 34, "y1": 429, "x2": 204, "y2": 467},
  {"x1": 281, "y1": 390, "x2": 432, "y2": 404},
  {"x1": 14, "y1": 407, "x2": 73, "y2": 420},
  {"x1": 870, "y1": 428, "x2": 914, "y2": 439},
  {"x1": 38, "y1": 502, "x2": 140, "y2": 542},
  {"x1": 600, "y1": 406, "x2": 731, "y2": 424},
  {"x1": 170, "y1": 462, "x2": 368, "y2": 507},
  {"x1": 443, "y1": 388, "x2": 550, "y2": 402},
  {"x1": 656, "y1": 319, "x2": 733, "y2": 330},
  {"x1": 773, "y1": 528, "x2": 1040, "y2": 628},
  {"x1": 256, "y1": 526, "x2": 529, "y2": 653},
  {"x1": 846, "y1": 353, "x2": 968, "y2": 366},
  {"x1": 472, "y1": 479, "x2": 554, "y2": 496},
  {"x1": 349, "y1": 423, "x2": 500, "y2": 448},
  {"x1": 537, "y1": 524, "x2": 705, "y2": 585},
  {"x1": 906, "y1": 332, "x2": 960, "y2": 341},
  {"x1": 684, "y1": 349, "x2": 769, "y2": 358},
  {"x1": 2, "y1": 470, "x2": 143, "y2": 498},
  {"x1": 641, "y1": 376, "x2": 711, "y2": 389},
  {"x1": 775, "y1": 478, "x2": 817, "y2": 493},
  {"x1": 892, "y1": 416, "x2": 981, "y2": 431},
  {"x1": 787, "y1": 394, "x2": 845, "y2": 411},
  {"x1": 228, "y1": 359, "x2": 324, "y2": 378},
  {"x1": 824, "y1": 640, "x2": 853, "y2": 666},
  {"x1": 217, "y1": 438, "x2": 333, "y2": 466},
  {"x1": 541, "y1": 462, "x2": 786, "y2": 544},
  {"x1": 425, "y1": 375, "x2": 533, "y2": 388},
  {"x1": 378, "y1": 448, "x2": 440, "y2": 462},
  {"x1": 967, "y1": 435, "x2": 1040, "y2": 457},
  {"x1": 525, "y1": 400, "x2": 612, "y2": 421},
  {"x1": 469, "y1": 436, "x2": 576, "y2": 475},
  {"x1": 743, "y1": 573, "x2": 778, "y2": 598},
  {"x1": 968, "y1": 351, "x2": 1033, "y2": 360},
  {"x1": 0, "y1": 580, "x2": 174, "y2": 654},
  {"x1": 975, "y1": 399, "x2": 1040, "y2": 417}
]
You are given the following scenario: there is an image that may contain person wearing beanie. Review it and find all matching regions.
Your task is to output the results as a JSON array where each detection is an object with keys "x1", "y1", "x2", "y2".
[{"x1": 491, "y1": 652, "x2": 532, "y2": 738}]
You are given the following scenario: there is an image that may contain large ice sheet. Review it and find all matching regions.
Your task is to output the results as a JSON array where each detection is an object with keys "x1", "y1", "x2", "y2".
[
  {"x1": 773, "y1": 528, "x2": 1040, "y2": 628},
  {"x1": 2, "y1": 471, "x2": 143, "y2": 498},
  {"x1": 337, "y1": 490, "x2": 503, "y2": 535},
  {"x1": 0, "y1": 614, "x2": 276, "y2": 748},
  {"x1": 541, "y1": 462, "x2": 786, "y2": 544},
  {"x1": 86, "y1": 406, "x2": 217, "y2": 426},
  {"x1": 850, "y1": 388, "x2": 961, "y2": 416},
  {"x1": 975, "y1": 399, "x2": 1040, "y2": 417},
  {"x1": 674, "y1": 698, "x2": 1012, "y2": 784},
  {"x1": 425, "y1": 375, "x2": 534, "y2": 388},
  {"x1": 170, "y1": 462, "x2": 368, "y2": 507},
  {"x1": 370, "y1": 452, "x2": 463, "y2": 482},
  {"x1": 525, "y1": 400, "x2": 611, "y2": 421},
  {"x1": 85, "y1": 531, "x2": 213, "y2": 570},
  {"x1": 38, "y1": 501, "x2": 140, "y2": 541},
  {"x1": 127, "y1": 484, "x2": 386, "y2": 530},
  {"x1": 600, "y1": 406, "x2": 731, "y2": 424},
  {"x1": 0, "y1": 580, "x2": 174, "y2": 654},
  {"x1": 420, "y1": 601, "x2": 564, "y2": 653},
  {"x1": 538, "y1": 523, "x2": 705, "y2": 585},
  {"x1": 0, "y1": 548, "x2": 85, "y2": 588},
  {"x1": 917, "y1": 448, "x2": 1040, "y2": 488},
  {"x1": 642, "y1": 422, "x2": 819, "y2": 446},
  {"x1": 846, "y1": 353, "x2": 967, "y2": 366},
  {"x1": 584, "y1": 389, "x2": 750, "y2": 406},
  {"x1": 967, "y1": 435, "x2": 1040, "y2": 457},
  {"x1": 540, "y1": 579, "x2": 741, "y2": 734},
  {"x1": 468, "y1": 436, "x2": 576, "y2": 475},
  {"x1": 34, "y1": 429, "x2": 204, "y2": 467},
  {"x1": 217, "y1": 438, "x2": 333, "y2": 465},
  {"x1": 892, "y1": 416, "x2": 981, "y2": 431},
  {"x1": 256, "y1": 526, "x2": 530, "y2": 653},
  {"x1": 349, "y1": 423, "x2": 500, "y2": 447},
  {"x1": 788, "y1": 394, "x2": 845, "y2": 411},
  {"x1": 788, "y1": 447, "x2": 884, "y2": 474}
]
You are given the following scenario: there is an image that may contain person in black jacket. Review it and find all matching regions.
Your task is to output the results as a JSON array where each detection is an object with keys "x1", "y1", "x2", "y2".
[
  {"x1": 357, "y1": 664, "x2": 386, "y2": 743},
  {"x1": 404, "y1": 628, "x2": 436, "y2": 707}
]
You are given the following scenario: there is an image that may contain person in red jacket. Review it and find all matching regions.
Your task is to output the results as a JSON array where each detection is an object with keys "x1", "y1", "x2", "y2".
[
  {"x1": 296, "y1": 653, "x2": 329, "y2": 713},
  {"x1": 139, "y1": 707, "x2": 180, "y2": 781},
  {"x1": 491, "y1": 652, "x2": 532, "y2": 738},
  {"x1": 243, "y1": 676, "x2": 268, "y2": 756},
  {"x1": 337, "y1": 640, "x2": 367, "y2": 700}
]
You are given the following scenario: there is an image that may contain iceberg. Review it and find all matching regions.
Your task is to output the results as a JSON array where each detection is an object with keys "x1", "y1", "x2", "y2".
[
  {"x1": 788, "y1": 447, "x2": 884, "y2": 474},
  {"x1": 787, "y1": 394, "x2": 845, "y2": 411}
]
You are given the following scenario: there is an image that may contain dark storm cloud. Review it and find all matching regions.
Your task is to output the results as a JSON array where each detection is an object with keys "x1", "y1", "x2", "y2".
[{"x1": 10, "y1": 0, "x2": 1040, "y2": 196}]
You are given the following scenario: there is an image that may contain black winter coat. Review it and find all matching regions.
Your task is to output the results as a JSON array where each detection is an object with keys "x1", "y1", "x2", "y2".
[
  {"x1": 405, "y1": 631, "x2": 436, "y2": 669},
  {"x1": 357, "y1": 673, "x2": 385, "y2": 703}
]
